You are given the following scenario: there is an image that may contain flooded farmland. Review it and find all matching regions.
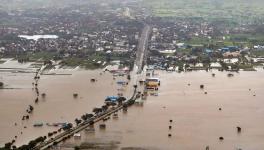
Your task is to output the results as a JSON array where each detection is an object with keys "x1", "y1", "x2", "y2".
[
  {"x1": 0, "y1": 59, "x2": 133, "y2": 147},
  {"x1": 60, "y1": 69, "x2": 264, "y2": 150},
  {"x1": 1, "y1": 59, "x2": 264, "y2": 150}
]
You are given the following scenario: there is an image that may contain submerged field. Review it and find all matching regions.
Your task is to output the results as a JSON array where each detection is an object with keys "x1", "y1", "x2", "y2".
[
  {"x1": 0, "y1": 60, "x2": 134, "y2": 147},
  {"x1": 61, "y1": 69, "x2": 264, "y2": 150}
]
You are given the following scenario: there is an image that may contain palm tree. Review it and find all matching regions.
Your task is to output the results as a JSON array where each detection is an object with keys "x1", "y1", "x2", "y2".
[
  {"x1": 81, "y1": 113, "x2": 93, "y2": 121},
  {"x1": 75, "y1": 118, "x2": 82, "y2": 125},
  {"x1": 93, "y1": 108, "x2": 102, "y2": 114},
  {"x1": 101, "y1": 105, "x2": 108, "y2": 111},
  {"x1": 117, "y1": 97, "x2": 126, "y2": 102}
]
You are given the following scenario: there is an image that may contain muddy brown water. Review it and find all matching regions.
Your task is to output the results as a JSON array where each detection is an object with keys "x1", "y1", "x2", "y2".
[
  {"x1": 61, "y1": 70, "x2": 264, "y2": 150},
  {"x1": 0, "y1": 68, "x2": 133, "y2": 147},
  {"x1": 1, "y1": 63, "x2": 264, "y2": 150}
]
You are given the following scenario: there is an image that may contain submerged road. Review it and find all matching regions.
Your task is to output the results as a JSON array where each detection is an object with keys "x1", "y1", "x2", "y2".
[{"x1": 33, "y1": 87, "x2": 138, "y2": 150}]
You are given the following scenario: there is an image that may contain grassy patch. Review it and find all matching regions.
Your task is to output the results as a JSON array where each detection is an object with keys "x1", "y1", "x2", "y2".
[
  {"x1": 238, "y1": 63, "x2": 254, "y2": 69},
  {"x1": 143, "y1": 0, "x2": 264, "y2": 23},
  {"x1": 28, "y1": 51, "x2": 57, "y2": 61},
  {"x1": 60, "y1": 56, "x2": 107, "y2": 70},
  {"x1": 250, "y1": 50, "x2": 264, "y2": 57}
]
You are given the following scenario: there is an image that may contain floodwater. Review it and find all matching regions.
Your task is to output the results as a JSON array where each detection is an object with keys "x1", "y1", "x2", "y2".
[
  {"x1": 0, "y1": 60, "x2": 133, "y2": 147},
  {"x1": 61, "y1": 69, "x2": 264, "y2": 150}
]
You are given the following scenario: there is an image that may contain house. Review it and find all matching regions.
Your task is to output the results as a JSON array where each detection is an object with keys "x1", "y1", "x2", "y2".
[
  {"x1": 224, "y1": 58, "x2": 239, "y2": 64},
  {"x1": 145, "y1": 78, "x2": 160, "y2": 88},
  {"x1": 221, "y1": 46, "x2": 239, "y2": 52},
  {"x1": 252, "y1": 57, "x2": 264, "y2": 63},
  {"x1": 210, "y1": 62, "x2": 222, "y2": 68},
  {"x1": 223, "y1": 51, "x2": 240, "y2": 58},
  {"x1": 159, "y1": 49, "x2": 176, "y2": 54}
]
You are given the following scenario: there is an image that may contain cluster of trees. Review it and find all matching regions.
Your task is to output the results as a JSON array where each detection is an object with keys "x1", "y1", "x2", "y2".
[
  {"x1": 0, "y1": 136, "x2": 47, "y2": 150},
  {"x1": 74, "y1": 118, "x2": 82, "y2": 125},
  {"x1": 2, "y1": 142, "x2": 14, "y2": 150},
  {"x1": 62, "y1": 123, "x2": 73, "y2": 131},
  {"x1": 81, "y1": 113, "x2": 94, "y2": 121},
  {"x1": 17, "y1": 58, "x2": 30, "y2": 63}
]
